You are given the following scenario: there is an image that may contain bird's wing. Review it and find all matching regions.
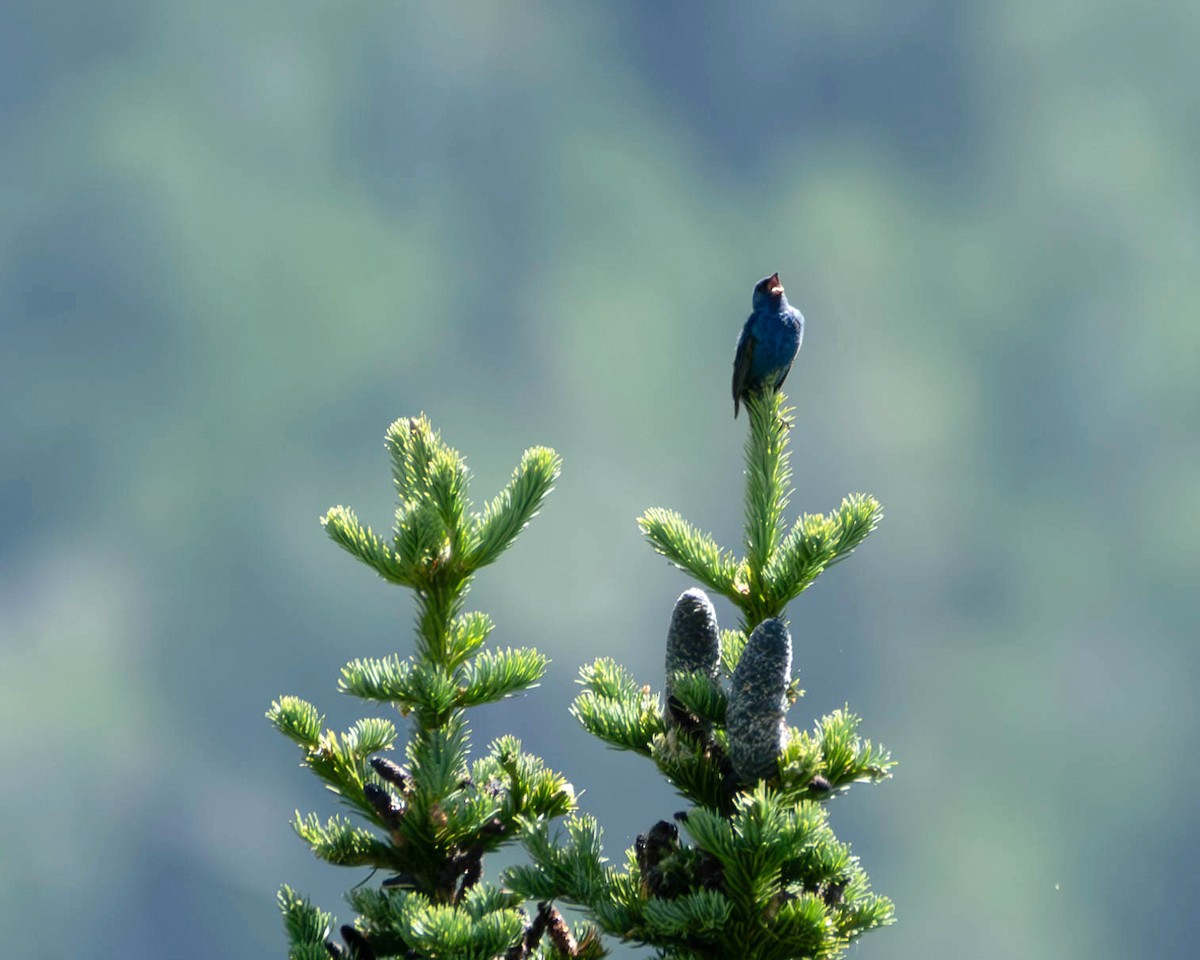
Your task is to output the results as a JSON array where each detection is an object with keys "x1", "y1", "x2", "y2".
[
  {"x1": 771, "y1": 309, "x2": 804, "y2": 391},
  {"x1": 732, "y1": 326, "x2": 756, "y2": 417}
]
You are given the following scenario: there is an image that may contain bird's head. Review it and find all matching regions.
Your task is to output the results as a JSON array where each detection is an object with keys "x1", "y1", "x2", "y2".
[{"x1": 752, "y1": 273, "x2": 786, "y2": 311}]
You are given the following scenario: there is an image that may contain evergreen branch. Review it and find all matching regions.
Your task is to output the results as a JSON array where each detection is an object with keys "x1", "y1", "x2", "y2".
[
  {"x1": 573, "y1": 658, "x2": 669, "y2": 753},
  {"x1": 460, "y1": 884, "x2": 524, "y2": 920},
  {"x1": 474, "y1": 736, "x2": 577, "y2": 824},
  {"x1": 343, "y1": 885, "x2": 410, "y2": 927},
  {"x1": 500, "y1": 864, "x2": 560, "y2": 904},
  {"x1": 455, "y1": 647, "x2": 548, "y2": 707},
  {"x1": 764, "y1": 494, "x2": 882, "y2": 605},
  {"x1": 407, "y1": 713, "x2": 472, "y2": 798},
  {"x1": 776, "y1": 708, "x2": 893, "y2": 802},
  {"x1": 516, "y1": 766, "x2": 577, "y2": 822},
  {"x1": 445, "y1": 611, "x2": 494, "y2": 669},
  {"x1": 768, "y1": 894, "x2": 832, "y2": 958},
  {"x1": 718, "y1": 629, "x2": 748, "y2": 676},
  {"x1": 427, "y1": 448, "x2": 473, "y2": 557},
  {"x1": 293, "y1": 812, "x2": 395, "y2": 867},
  {"x1": 469, "y1": 446, "x2": 561, "y2": 569},
  {"x1": 814, "y1": 707, "x2": 894, "y2": 787},
  {"x1": 278, "y1": 885, "x2": 333, "y2": 954},
  {"x1": 763, "y1": 511, "x2": 837, "y2": 605},
  {"x1": 742, "y1": 390, "x2": 792, "y2": 597},
  {"x1": 339, "y1": 654, "x2": 415, "y2": 702},
  {"x1": 276, "y1": 720, "x2": 381, "y2": 810},
  {"x1": 348, "y1": 886, "x2": 529, "y2": 960},
  {"x1": 285, "y1": 943, "x2": 332, "y2": 960},
  {"x1": 508, "y1": 814, "x2": 612, "y2": 904},
  {"x1": 405, "y1": 901, "x2": 527, "y2": 960},
  {"x1": 827, "y1": 493, "x2": 883, "y2": 566},
  {"x1": 642, "y1": 889, "x2": 732, "y2": 936},
  {"x1": 775, "y1": 727, "x2": 824, "y2": 794},
  {"x1": 665, "y1": 671, "x2": 727, "y2": 726},
  {"x1": 577, "y1": 657, "x2": 642, "y2": 700},
  {"x1": 680, "y1": 787, "x2": 830, "y2": 917},
  {"x1": 735, "y1": 786, "x2": 826, "y2": 871},
  {"x1": 322, "y1": 506, "x2": 412, "y2": 585},
  {"x1": 571, "y1": 662, "x2": 667, "y2": 758},
  {"x1": 637, "y1": 508, "x2": 742, "y2": 596},
  {"x1": 647, "y1": 730, "x2": 733, "y2": 811},
  {"x1": 589, "y1": 873, "x2": 643, "y2": 941},
  {"x1": 778, "y1": 830, "x2": 853, "y2": 889},
  {"x1": 275, "y1": 416, "x2": 576, "y2": 959},
  {"x1": 339, "y1": 656, "x2": 459, "y2": 727},
  {"x1": 344, "y1": 717, "x2": 398, "y2": 757},
  {"x1": 392, "y1": 499, "x2": 450, "y2": 574},
  {"x1": 571, "y1": 690, "x2": 664, "y2": 756},
  {"x1": 833, "y1": 888, "x2": 896, "y2": 939},
  {"x1": 415, "y1": 580, "x2": 469, "y2": 666},
  {"x1": 268, "y1": 697, "x2": 324, "y2": 748},
  {"x1": 385, "y1": 415, "x2": 438, "y2": 503}
]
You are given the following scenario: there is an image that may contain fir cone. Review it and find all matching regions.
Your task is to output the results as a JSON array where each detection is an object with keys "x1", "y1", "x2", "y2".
[
  {"x1": 726, "y1": 618, "x2": 792, "y2": 782},
  {"x1": 664, "y1": 589, "x2": 721, "y2": 728},
  {"x1": 665, "y1": 589, "x2": 720, "y2": 683}
]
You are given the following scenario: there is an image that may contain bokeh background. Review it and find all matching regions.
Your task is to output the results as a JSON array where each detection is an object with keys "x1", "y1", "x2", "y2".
[{"x1": 3, "y1": 2, "x2": 1198, "y2": 957}]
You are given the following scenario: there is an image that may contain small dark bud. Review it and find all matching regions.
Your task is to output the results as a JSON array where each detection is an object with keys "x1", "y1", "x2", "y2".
[
  {"x1": 647, "y1": 819, "x2": 678, "y2": 844},
  {"x1": 362, "y1": 783, "x2": 404, "y2": 825},
  {"x1": 809, "y1": 775, "x2": 833, "y2": 794},
  {"x1": 726, "y1": 618, "x2": 792, "y2": 783},
  {"x1": 641, "y1": 834, "x2": 690, "y2": 897},
  {"x1": 340, "y1": 925, "x2": 376, "y2": 960},
  {"x1": 823, "y1": 879, "x2": 848, "y2": 907},
  {"x1": 636, "y1": 819, "x2": 679, "y2": 874},
  {"x1": 665, "y1": 589, "x2": 721, "y2": 724},
  {"x1": 695, "y1": 851, "x2": 724, "y2": 891},
  {"x1": 369, "y1": 756, "x2": 411, "y2": 792},
  {"x1": 437, "y1": 854, "x2": 463, "y2": 892}
]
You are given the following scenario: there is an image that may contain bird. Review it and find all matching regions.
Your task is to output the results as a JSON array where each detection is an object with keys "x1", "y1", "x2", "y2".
[{"x1": 731, "y1": 273, "x2": 805, "y2": 418}]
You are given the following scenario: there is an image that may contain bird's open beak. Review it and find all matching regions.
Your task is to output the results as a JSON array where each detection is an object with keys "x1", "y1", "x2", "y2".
[{"x1": 767, "y1": 273, "x2": 783, "y2": 295}]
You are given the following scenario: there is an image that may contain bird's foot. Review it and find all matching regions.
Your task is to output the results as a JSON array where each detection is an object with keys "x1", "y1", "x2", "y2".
[{"x1": 778, "y1": 415, "x2": 795, "y2": 430}]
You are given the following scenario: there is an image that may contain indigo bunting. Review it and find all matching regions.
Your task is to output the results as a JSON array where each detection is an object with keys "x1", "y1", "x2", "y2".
[{"x1": 731, "y1": 273, "x2": 805, "y2": 417}]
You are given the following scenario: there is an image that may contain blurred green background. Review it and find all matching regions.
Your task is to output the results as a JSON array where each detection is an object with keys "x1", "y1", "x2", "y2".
[{"x1": 3, "y1": 2, "x2": 1198, "y2": 957}]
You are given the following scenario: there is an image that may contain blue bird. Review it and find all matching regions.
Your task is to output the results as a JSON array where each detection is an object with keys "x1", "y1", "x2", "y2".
[{"x1": 732, "y1": 273, "x2": 805, "y2": 418}]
